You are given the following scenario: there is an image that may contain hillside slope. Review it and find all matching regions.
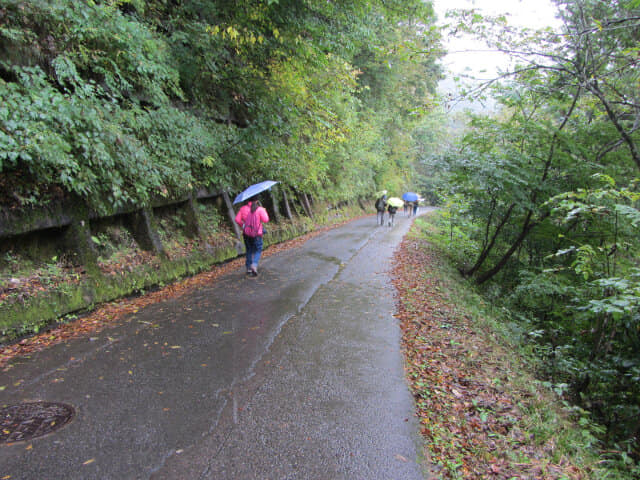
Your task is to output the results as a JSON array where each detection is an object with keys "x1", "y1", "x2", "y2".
[{"x1": 392, "y1": 216, "x2": 606, "y2": 479}]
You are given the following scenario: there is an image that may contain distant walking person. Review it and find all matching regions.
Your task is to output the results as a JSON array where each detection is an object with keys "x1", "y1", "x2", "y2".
[
  {"x1": 375, "y1": 194, "x2": 387, "y2": 226},
  {"x1": 387, "y1": 204, "x2": 398, "y2": 226},
  {"x1": 235, "y1": 200, "x2": 270, "y2": 276},
  {"x1": 412, "y1": 201, "x2": 418, "y2": 216}
]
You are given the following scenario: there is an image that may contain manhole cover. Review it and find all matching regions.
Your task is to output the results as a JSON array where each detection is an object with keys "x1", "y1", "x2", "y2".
[{"x1": 1, "y1": 402, "x2": 75, "y2": 444}]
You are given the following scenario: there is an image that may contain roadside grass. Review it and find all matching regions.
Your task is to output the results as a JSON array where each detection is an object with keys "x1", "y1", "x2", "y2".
[{"x1": 392, "y1": 214, "x2": 621, "y2": 479}]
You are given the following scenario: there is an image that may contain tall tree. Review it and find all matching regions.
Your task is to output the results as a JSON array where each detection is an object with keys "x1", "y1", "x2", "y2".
[{"x1": 429, "y1": 0, "x2": 640, "y2": 457}]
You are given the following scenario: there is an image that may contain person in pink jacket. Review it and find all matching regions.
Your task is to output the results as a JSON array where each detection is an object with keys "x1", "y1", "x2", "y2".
[{"x1": 235, "y1": 200, "x2": 270, "y2": 276}]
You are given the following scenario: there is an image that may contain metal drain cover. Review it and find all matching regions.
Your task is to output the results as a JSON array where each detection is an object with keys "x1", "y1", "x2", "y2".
[{"x1": 1, "y1": 402, "x2": 75, "y2": 444}]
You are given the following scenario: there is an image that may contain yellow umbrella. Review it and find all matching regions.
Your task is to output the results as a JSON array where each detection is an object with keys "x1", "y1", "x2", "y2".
[{"x1": 387, "y1": 197, "x2": 404, "y2": 208}]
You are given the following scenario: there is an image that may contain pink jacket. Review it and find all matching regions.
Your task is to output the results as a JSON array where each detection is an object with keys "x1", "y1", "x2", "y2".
[{"x1": 235, "y1": 202, "x2": 270, "y2": 236}]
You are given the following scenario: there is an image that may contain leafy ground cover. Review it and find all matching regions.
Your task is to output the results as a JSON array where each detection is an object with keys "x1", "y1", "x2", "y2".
[
  {"x1": 391, "y1": 217, "x2": 605, "y2": 479},
  {"x1": 0, "y1": 254, "x2": 85, "y2": 307}
]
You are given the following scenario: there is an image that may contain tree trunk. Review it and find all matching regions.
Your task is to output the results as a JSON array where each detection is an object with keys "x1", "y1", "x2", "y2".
[
  {"x1": 589, "y1": 81, "x2": 640, "y2": 172},
  {"x1": 474, "y1": 88, "x2": 580, "y2": 285},
  {"x1": 222, "y1": 191, "x2": 243, "y2": 253},
  {"x1": 462, "y1": 203, "x2": 515, "y2": 277},
  {"x1": 268, "y1": 188, "x2": 282, "y2": 223},
  {"x1": 282, "y1": 189, "x2": 293, "y2": 220},
  {"x1": 301, "y1": 193, "x2": 313, "y2": 218},
  {"x1": 476, "y1": 210, "x2": 550, "y2": 284}
]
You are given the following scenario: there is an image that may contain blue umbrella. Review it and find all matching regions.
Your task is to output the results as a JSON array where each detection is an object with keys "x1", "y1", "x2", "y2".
[
  {"x1": 402, "y1": 192, "x2": 418, "y2": 202},
  {"x1": 233, "y1": 180, "x2": 278, "y2": 204}
]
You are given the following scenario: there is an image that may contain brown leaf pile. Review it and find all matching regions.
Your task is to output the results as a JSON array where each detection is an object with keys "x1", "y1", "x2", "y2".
[{"x1": 391, "y1": 231, "x2": 586, "y2": 479}]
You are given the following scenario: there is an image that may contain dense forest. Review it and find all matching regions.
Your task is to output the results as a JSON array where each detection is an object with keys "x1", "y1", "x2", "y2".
[
  {"x1": 420, "y1": 0, "x2": 640, "y2": 472},
  {"x1": 0, "y1": 0, "x2": 441, "y2": 213}
]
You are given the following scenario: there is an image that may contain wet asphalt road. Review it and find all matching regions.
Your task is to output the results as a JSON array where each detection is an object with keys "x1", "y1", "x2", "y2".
[{"x1": 0, "y1": 210, "x2": 433, "y2": 480}]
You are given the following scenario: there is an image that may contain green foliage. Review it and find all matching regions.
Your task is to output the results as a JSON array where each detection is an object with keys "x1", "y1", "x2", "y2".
[
  {"x1": 0, "y1": 64, "x2": 233, "y2": 212},
  {"x1": 0, "y1": 0, "x2": 442, "y2": 211},
  {"x1": 423, "y1": 0, "x2": 640, "y2": 464}
]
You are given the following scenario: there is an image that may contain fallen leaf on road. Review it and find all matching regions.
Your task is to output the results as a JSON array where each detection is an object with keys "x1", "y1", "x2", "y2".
[
  {"x1": 82, "y1": 459, "x2": 95, "y2": 465},
  {"x1": 395, "y1": 454, "x2": 408, "y2": 462}
]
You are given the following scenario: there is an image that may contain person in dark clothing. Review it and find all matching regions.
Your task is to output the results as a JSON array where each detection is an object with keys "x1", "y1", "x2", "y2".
[
  {"x1": 375, "y1": 195, "x2": 387, "y2": 226},
  {"x1": 387, "y1": 204, "x2": 398, "y2": 226}
]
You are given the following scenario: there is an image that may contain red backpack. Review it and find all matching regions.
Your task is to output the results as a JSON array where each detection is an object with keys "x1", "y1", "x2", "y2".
[{"x1": 243, "y1": 208, "x2": 261, "y2": 237}]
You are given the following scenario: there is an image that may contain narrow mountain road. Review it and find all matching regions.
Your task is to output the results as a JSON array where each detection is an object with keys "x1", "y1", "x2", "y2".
[{"x1": 0, "y1": 210, "x2": 434, "y2": 480}]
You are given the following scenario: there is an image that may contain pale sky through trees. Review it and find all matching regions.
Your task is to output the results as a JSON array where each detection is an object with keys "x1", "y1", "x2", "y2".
[{"x1": 434, "y1": 0, "x2": 561, "y2": 111}]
